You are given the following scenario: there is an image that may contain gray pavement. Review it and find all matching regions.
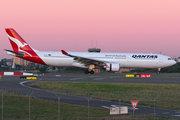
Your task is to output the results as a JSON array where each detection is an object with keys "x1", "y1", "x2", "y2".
[{"x1": 0, "y1": 73, "x2": 180, "y2": 119}]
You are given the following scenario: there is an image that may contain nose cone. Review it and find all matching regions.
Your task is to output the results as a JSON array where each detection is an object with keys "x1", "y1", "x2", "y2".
[
  {"x1": 169, "y1": 60, "x2": 177, "y2": 66},
  {"x1": 172, "y1": 60, "x2": 177, "y2": 65}
]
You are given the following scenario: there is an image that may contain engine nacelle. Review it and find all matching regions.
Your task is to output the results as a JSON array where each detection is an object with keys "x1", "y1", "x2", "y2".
[{"x1": 105, "y1": 63, "x2": 120, "y2": 72}]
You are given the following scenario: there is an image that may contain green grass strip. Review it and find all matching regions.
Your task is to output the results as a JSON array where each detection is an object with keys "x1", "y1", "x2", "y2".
[{"x1": 29, "y1": 82, "x2": 180, "y2": 111}]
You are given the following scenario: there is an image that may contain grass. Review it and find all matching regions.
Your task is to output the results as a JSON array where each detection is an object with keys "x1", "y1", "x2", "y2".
[
  {"x1": 28, "y1": 82, "x2": 180, "y2": 92},
  {"x1": 0, "y1": 91, "x2": 178, "y2": 119},
  {"x1": 0, "y1": 92, "x2": 109, "y2": 120},
  {"x1": 28, "y1": 82, "x2": 180, "y2": 111}
]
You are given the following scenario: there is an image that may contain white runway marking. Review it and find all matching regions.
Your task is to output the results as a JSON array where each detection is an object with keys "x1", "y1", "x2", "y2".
[
  {"x1": 111, "y1": 105, "x2": 119, "y2": 107},
  {"x1": 70, "y1": 78, "x2": 82, "y2": 80},
  {"x1": 172, "y1": 115, "x2": 180, "y2": 117},
  {"x1": 19, "y1": 80, "x2": 41, "y2": 91},
  {"x1": 109, "y1": 77, "x2": 119, "y2": 78},
  {"x1": 101, "y1": 106, "x2": 111, "y2": 109}
]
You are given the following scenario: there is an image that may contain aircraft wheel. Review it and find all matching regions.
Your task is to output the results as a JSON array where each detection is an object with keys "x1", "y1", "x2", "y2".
[
  {"x1": 156, "y1": 71, "x2": 160, "y2": 74},
  {"x1": 156, "y1": 68, "x2": 161, "y2": 74},
  {"x1": 90, "y1": 70, "x2": 94, "y2": 74},
  {"x1": 85, "y1": 70, "x2": 89, "y2": 74}
]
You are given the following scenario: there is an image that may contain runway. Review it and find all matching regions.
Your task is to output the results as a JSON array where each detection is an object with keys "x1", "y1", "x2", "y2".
[
  {"x1": 30, "y1": 73, "x2": 180, "y2": 84},
  {"x1": 1, "y1": 73, "x2": 180, "y2": 119}
]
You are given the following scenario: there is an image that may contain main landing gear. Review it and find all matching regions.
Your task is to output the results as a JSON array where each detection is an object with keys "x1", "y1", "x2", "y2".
[
  {"x1": 156, "y1": 68, "x2": 161, "y2": 74},
  {"x1": 85, "y1": 70, "x2": 94, "y2": 74},
  {"x1": 85, "y1": 65, "x2": 95, "y2": 74}
]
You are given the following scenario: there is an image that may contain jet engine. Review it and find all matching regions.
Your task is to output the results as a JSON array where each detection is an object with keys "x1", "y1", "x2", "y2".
[{"x1": 105, "y1": 63, "x2": 120, "y2": 72}]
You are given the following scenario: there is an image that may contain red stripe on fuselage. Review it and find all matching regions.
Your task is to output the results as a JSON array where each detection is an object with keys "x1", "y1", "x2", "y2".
[{"x1": 22, "y1": 53, "x2": 47, "y2": 65}]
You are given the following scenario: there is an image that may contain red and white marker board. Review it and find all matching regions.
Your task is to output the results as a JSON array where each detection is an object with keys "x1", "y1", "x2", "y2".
[
  {"x1": 131, "y1": 101, "x2": 139, "y2": 110},
  {"x1": 0, "y1": 72, "x2": 33, "y2": 76}
]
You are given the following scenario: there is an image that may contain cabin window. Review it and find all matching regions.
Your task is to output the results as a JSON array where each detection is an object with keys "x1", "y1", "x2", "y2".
[{"x1": 168, "y1": 58, "x2": 172, "y2": 60}]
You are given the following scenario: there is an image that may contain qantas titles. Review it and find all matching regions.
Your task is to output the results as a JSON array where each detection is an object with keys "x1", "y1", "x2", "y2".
[{"x1": 132, "y1": 55, "x2": 158, "y2": 59}]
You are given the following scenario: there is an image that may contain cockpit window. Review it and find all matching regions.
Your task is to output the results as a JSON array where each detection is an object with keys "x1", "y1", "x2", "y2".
[{"x1": 168, "y1": 58, "x2": 172, "y2": 60}]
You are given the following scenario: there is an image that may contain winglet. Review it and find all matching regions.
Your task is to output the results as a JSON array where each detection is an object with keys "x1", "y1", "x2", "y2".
[{"x1": 61, "y1": 50, "x2": 68, "y2": 55}]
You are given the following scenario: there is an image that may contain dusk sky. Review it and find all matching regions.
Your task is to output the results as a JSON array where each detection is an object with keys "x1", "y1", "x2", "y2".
[{"x1": 0, "y1": 0, "x2": 180, "y2": 59}]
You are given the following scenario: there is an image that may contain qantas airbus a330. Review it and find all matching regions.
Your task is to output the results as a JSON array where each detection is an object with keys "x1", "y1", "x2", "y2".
[{"x1": 5, "y1": 28, "x2": 176, "y2": 74}]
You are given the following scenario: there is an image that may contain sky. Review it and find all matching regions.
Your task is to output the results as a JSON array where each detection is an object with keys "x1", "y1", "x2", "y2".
[{"x1": 0, "y1": 0, "x2": 180, "y2": 59}]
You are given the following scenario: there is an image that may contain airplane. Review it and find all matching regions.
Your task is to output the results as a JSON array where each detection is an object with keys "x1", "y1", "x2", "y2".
[{"x1": 5, "y1": 28, "x2": 176, "y2": 74}]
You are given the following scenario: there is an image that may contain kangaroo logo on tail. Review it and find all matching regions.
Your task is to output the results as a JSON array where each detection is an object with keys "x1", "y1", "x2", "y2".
[
  {"x1": 5, "y1": 28, "x2": 47, "y2": 65},
  {"x1": 6, "y1": 28, "x2": 33, "y2": 57},
  {"x1": 6, "y1": 33, "x2": 32, "y2": 56}
]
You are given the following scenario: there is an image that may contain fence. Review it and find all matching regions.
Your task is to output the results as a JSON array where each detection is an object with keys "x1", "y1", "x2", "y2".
[{"x1": 0, "y1": 87, "x2": 179, "y2": 120}]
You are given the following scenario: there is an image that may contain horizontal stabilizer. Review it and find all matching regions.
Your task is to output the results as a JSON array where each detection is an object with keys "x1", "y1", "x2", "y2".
[{"x1": 4, "y1": 49, "x2": 24, "y2": 57}]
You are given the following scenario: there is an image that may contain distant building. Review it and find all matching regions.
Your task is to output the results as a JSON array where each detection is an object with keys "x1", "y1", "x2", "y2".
[
  {"x1": 177, "y1": 57, "x2": 180, "y2": 63},
  {"x1": 6, "y1": 59, "x2": 13, "y2": 67},
  {"x1": 6, "y1": 62, "x2": 12, "y2": 67},
  {"x1": 88, "y1": 48, "x2": 101, "y2": 53},
  {"x1": 13, "y1": 57, "x2": 30, "y2": 66},
  {"x1": 0, "y1": 58, "x2": 12, "y2": 67}
]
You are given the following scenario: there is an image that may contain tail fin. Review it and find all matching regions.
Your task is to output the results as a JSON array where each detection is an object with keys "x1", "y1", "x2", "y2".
[
  {"x1": 5, "y1": 28, "x2": 35, "y2": 57},
  {"x1": 5, "y1": 28, "x2": 46, "y2": 65},
  {"x1": 5, "y1": 28, "x2": 32, "y2": 53}
]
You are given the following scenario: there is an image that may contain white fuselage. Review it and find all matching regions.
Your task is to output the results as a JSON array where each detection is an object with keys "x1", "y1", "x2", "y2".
[{"x1": 36, "y1": 51, "x2": 176, "y2": 69}]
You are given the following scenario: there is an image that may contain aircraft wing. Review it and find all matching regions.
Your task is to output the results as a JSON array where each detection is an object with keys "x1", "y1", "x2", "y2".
[{"x1": 61, "y1": 50, "x2": 109, "y2": 67}]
